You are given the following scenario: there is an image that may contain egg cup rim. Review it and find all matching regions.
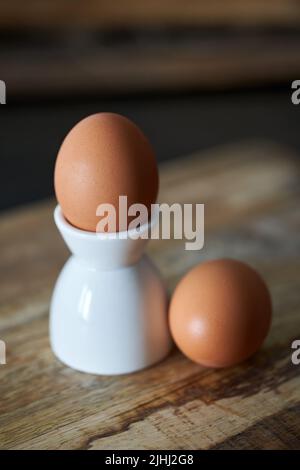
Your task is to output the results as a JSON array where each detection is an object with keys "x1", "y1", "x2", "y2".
[{"x1": 54, "y1": 204, "x2": 157, "y2": 240}]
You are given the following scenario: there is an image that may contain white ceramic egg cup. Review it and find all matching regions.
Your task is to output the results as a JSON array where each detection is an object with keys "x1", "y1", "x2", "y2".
[{"x1": 50, "y1": 205, "x2": 172, "y2": 375}]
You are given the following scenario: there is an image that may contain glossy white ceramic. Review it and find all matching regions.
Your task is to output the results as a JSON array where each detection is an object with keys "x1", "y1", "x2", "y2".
[{"x1": 50, "y1": 205, "x2": 172, "y2": 375}]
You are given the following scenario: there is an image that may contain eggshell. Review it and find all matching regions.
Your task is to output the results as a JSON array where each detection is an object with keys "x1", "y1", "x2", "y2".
[
  {"x1": 169, "y1": 258, "x2": 272, "y2": 368},
  {"x1": 54, "y1": 113, "x2": 158, "y2": 232}
]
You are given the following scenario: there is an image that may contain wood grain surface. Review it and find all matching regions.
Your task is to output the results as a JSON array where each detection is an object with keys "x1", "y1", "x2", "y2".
[{"x1": 0, "y1": 141, "x2": 300, "y2": 449}]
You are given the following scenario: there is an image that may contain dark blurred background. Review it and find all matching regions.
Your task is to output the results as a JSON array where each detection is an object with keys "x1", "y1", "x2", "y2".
[{"x1": 1, "y1": 0, "x2": 300, "y2": 212}]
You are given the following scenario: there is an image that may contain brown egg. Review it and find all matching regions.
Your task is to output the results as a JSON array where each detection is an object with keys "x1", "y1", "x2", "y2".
[
  {"x1": 54, "y1": 113, "x2": 158, "y2": 232},
  {"x1": 169, "y1": 259, "x2": 272, "y2": 368}
]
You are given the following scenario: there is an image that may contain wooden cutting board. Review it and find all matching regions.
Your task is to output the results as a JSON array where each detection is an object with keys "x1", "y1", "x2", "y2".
[{"x1": 0, "y1": 141, "x2": 300, "y2": 449}]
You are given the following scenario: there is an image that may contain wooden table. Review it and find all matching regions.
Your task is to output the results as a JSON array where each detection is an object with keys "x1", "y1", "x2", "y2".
[{"x1": 1, "y1": 141, "x2": 300, "y2": 450}]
